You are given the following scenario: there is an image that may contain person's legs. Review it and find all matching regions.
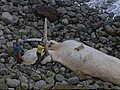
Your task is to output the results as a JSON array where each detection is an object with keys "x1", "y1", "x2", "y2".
[{"x1": 36, "y1": 52, "x2": 41, "y2": 68}]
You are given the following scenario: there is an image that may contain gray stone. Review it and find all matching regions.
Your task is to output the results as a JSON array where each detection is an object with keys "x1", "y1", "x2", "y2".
[
  {"x1": 12, "y1": 15, "x2": 19, "y2": 24},
  {"x1": 99, "y1": 37, "x2": 108, "y2": 43},
  {"x1": 67, "y1": 76, "x2": 79, "y2": 85},
  {"x1": 7, "y1": 78, "x2": 20, "y2": 88},
  {"x1": 47, "y1": 71, "x2": 55, "y2": 77},
  {"x1": 35, "y1": 80, "x2": 46, "y2": 89},
  {"x1": 67, "y1": 11, "x2": 76, "y2": 17},
  {"x1": 46, "y1": 77, "x2": 55, "y2": 84},
  {"x1": 21, "y1": 83, "x2": 28, "y2": 90},
  {"x1": 57, "y1": 7, "x2": 67, "y2": 15},
  {"x1": 55, "y1": 74, "x2": 65, "y2": 82},
  {"x1": 105, "y1": 25, "x2": 115, "y2": 36},
  {"x1": 100, "y1": 48, "x2": 108, "y2": 54},
  {"x1": 1, "y1": 12, "x2": 13, "y2": 24},
  {"x1": 116, "y1": 28, "x2": 120, "y2": 36},
  {"x1": 7, "y1": 34, "x2": 13, "y2": 40},
  {"x1": 60, "y1": 67, "x2": 66, "y2": 73},
  {"x1": 82, "y1": 80, "x2": 93, "y2": 86},
  {"x1": 4, "y1": 27, "x2": 11, "y2": 34},
  {"x1": 0, "y1": 84, "x2": 8, "y2": 90},
  {"x1": 8, "y1": 88, "x2": 15, "y2": 90},
  {"x1": 0, "y1": 68, "x2": 9, "y2": 75},
  {"x1": 54, "y1": 67, "x2": 60, "y2": 73},
  {"x1": 2, "y1": 5, "x2": 13, "y2": 12},
  {"x1": 61, "y1": 18, "x2": 69, "y2": 25},
  {"x1": 0, "y1": 63, "x2": 5, "y2": 68},
  {"x1": 0, "y1": 30, "x2": 3, "y2": 36},
  {"x1": 0, "y1": 25, "x2": 4, "y2": 29},
  {"x1": 19, "y1": 76, "x2": 28, "y2": 83},
  {"x1": 31, "y1": 72, "x2": 41, "y2": 81}
]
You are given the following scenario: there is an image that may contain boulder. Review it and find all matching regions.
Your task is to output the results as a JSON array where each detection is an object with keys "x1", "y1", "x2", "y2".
[
  {"x1": 35, "y1": 6, "x2": 59, "y2": 22},
  {"x1": 22, "y1": 48, "x2": 37, "y2": 65}
]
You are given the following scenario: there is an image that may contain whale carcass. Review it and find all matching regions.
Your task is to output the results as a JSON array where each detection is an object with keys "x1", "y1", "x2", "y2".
[{"x1": 41, "y1": 40, "x2": 120, "y2": 86}]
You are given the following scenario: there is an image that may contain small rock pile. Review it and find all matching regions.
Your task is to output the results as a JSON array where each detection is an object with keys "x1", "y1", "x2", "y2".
[{"x1": 0, "y1": 0, "x2": 120, "y2": 89}]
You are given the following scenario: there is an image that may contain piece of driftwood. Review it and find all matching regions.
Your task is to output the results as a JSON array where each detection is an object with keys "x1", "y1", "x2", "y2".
[{"x1": 41, "y1": 40, "x2": 120, "y2": 86}]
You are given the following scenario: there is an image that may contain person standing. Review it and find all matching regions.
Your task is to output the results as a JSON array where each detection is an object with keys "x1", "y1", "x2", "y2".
[
  {"x1": 36, "y1": 41, "x2": 44, "y2": 66},
  {"x1": 13, "y1": 39, "x2": 22, "y2": 63}
]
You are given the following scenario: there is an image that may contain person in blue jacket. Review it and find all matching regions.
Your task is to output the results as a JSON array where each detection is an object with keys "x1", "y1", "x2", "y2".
[{"x1": 13, "y1": 39, "x2": 22, "y2": 63}]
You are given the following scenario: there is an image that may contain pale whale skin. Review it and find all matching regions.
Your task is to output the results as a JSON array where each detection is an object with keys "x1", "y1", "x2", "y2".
[{"x1": 48, "y1": 40, "x2": 120, "y2": 86}]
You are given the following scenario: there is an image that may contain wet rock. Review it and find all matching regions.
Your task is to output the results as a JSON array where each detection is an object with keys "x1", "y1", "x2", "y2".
[
  {"x1": 116, "y1": 28, "x2": 120, "y2": 36},
  {"x1": 67, "y1": 76, "x2": 79, "y2": 85},
  {"x1": 35, "y1": 6, "x2": 59, "y2": 22},
  {"x1": 55, "y1": 74, "x2": 65, "y2": 82},
  {"x1": 0, "y1": 30, "x2": 3, "y2": 36},
  {"x1": 35, "y1": 80, "x2": 46, "y2": 89},
  {"x1": 7, "y1": 78, "x2": 20, "y2": 88},
  {"x1": 99, "y1": 36, "x2": 108, "y2": 43},
  {"x1": 0, "y1": 63, "x2": 5, "y2": 68}
]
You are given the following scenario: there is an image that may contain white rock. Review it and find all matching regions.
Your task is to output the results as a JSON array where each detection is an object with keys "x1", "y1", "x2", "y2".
[
  {"x1": 22, "y1": 48, "x2": 37, "y2": 65},
  {"x1": 7, "y1": 78, "x2": 20, "y2": 88}
]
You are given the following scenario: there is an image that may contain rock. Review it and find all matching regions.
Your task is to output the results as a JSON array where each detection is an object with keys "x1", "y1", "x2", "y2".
[
  {"x1": 47, "y1": 71, "x2": 55, "y2": 77},
  {"x1": 1, "y1": 12, "x2": 13, "y2": 24},
  {"x1": 8, "y1": 88, "x2": 15, "y2": 90},
  {"x1": 53, "y1": 67, "x2": 60, "y2": 73},
  {"x1": 55, "y1": 74, "x2": 65, "y2": 82},
  {"x1": 60, "y1": 67, "x2": 66, "y2": 73},
  {"x1": 61, "y1": 18, "x2": 69, "y2": 25},
  {"x1": 116, "y1": 28, "x2": 120, "y2": 36},
  {"x1": 4, "y1": 27, "x2": 11, "y2": 34},
  {"x1": 21, "y1": 83, "x2": 28, "y2": 90},
  {"x1": 82, "y1": 80, "x2": 93, "y2": 86},
  {"x1": 46, "y1": 77, "x2": 55, "y2": 84},
  {"x1": 0, "y1": 84, "x2": 8, "y2": 90},
  {"x1": 67, "y1": 11, "x2": 76, "y2": 17},
  {"x1": 35, "y1": 6, "x2": 59, "y2": 22},
  {"x1": 19, "y1": 76, "x2": 28, "y2": 83},
  {"x1": 22, "y1": 48, "x2": 37, "y2": 65},
  {"x1": 0, "y1": 30, "x2": 3, "y2": 36},
  {"x1": 61, "y1": 80, "x2": 68, "y2": 85},
  {"x1": 67, "y1": 76, "x2": 79, "y2": 85},
  {"x1": 114, "y1": 16, "x2": 120, "y2": 22},
  {"x1": 57, "y1": 7, "x2": 67, "y2": 15},
  {"x1": 12, "y1": 15, "x2": 19, "y2": 24},
  {"x1": 99, "y1": 37, "x2": 108, "y2": 43},
  {"x1": 31, "y1": 72, "x2": 41, "y2": 81},
  {"x1": 0, "y1": 68, "x2": 9, "y2": 75},
  {"x1": 34, "y1": 80, "x2": 46, "y2": 89},
  {"x1": 7, "y1": 78, "x2": 20, "y2": 88},
  {"x1": 100, "y1": 48, "x2": 108, "y2": 54},
  {"x1": 0, "y1": 63, "x2": 5, "y2": 68},
  {"x1": 0, "y1": 25, "x2": 4, "y2": 29},
  {"x1": 105, "y1": 25, "x2": 115, "y2": 36}
]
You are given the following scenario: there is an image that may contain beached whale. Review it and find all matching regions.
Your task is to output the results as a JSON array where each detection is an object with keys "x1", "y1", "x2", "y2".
[{"x1": 42, "y1": 40, "x2": 120, "y2": 86}]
